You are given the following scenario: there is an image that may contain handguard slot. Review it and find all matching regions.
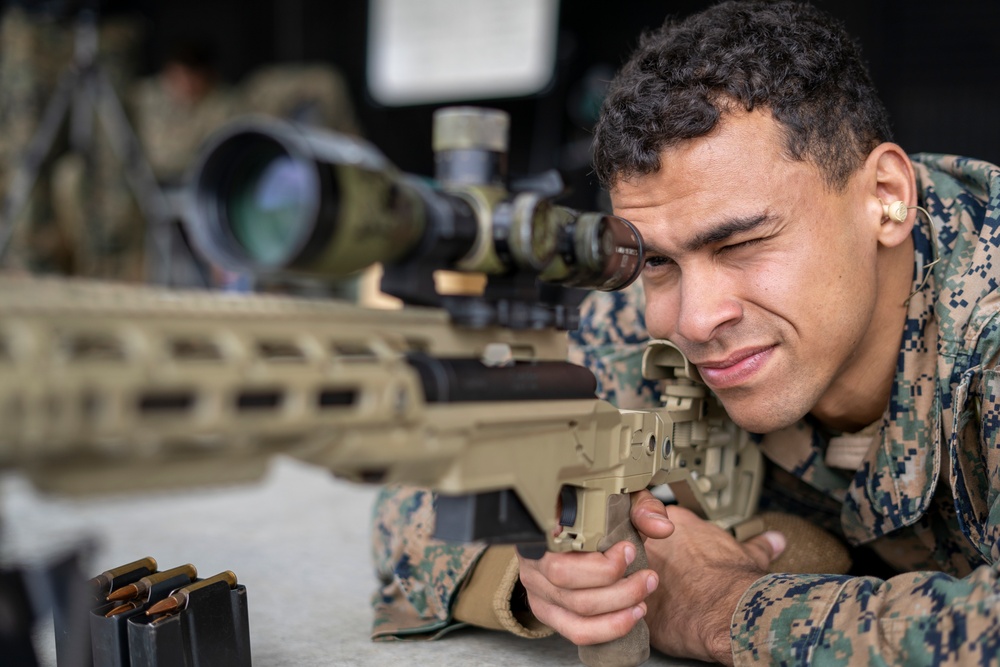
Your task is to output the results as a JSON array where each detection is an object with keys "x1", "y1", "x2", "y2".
[
  {"x1": 316, "y1": 389, "x2": 356, "y2": 407},
  {"x1": 63, "y1": 333, "x2": 127, "y2": 362},
  {"x1": 235, "y1": 390, "x2": 282, "y2": 411},
  {"x1": 138, "y1": 392, "x2": 196, "y2": 414},
  {"x1": 256, "y1": 341, "x2": 307, "y2": 363},
  {"x1": 331, "y1": 342, "x2": 377, "y2": 362},
  {"x1": 169, "y1": 338, "x2": 224, "y2": 362}
]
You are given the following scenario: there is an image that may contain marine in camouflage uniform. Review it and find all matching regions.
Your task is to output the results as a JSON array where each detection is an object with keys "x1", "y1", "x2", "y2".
[
  {"x1": 129, "y1": 46, "x2": 243, "y2": 188},
  {"x1": 370, "y1": 152, "x2": 1000, "y2": 663},
  {"x1": 131, "y1": 56, "x2": 361, "y2": 188}
]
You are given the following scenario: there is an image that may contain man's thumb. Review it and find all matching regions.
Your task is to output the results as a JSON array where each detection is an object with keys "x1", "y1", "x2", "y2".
[{"x1": 745, "y1": 530, "x2": 786, "y2": 568}]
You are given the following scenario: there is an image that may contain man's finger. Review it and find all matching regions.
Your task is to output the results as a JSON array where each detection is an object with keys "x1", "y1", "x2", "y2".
[
  {"x1": 530, "y1": 595, "x2": 649, "y2": 646},
  {"x1": 742, "y1": 530, "x2": 786, "y2": 569},
  {"x1": 519, "y1": 541, "x2": 637, "y2": 590},
  {"x1": 528, "y1": 567, "x2": 658, "y2": 619},
  {"x1": 630, "y1": 490, "x2": 674, "y2": 539}
]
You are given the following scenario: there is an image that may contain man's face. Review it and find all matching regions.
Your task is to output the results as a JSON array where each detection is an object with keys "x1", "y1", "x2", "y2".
[
  {"x1": 610, "y1": 111, "x2": 881, "y2": 433},
  {"x1": 164, "y1": 63, "x2": 215, "y2": 105}
]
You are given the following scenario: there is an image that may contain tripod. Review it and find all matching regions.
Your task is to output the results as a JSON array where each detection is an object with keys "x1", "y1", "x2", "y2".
[
  {"x1": 0, "y1": 9, "x2": 175, "y2": 660},
  {"x1": 0, "y1": 7, "x2": 174, "y2": 284}
]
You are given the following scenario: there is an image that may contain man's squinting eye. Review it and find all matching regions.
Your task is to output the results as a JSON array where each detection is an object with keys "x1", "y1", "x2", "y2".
[{"x1": 720, "y1": 237, "x2": 767, "y2": 253}]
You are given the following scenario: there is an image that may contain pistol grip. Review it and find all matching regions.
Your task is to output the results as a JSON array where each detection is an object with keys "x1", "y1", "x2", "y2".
[{"x1": 577, "y1": 493, "x2": 650, "y2": 667}]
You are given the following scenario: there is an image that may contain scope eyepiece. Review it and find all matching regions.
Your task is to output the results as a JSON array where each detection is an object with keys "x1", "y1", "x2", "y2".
[{"x1": 556, "y1": 213, "x2": 644, "y2": 291}]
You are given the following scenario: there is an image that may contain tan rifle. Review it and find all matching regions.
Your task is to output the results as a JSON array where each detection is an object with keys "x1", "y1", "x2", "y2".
[{"x1": 0, "y1": 108, "x2": 763, "y2": 667}]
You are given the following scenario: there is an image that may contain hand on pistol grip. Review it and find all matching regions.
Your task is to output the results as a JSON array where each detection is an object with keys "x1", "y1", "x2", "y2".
[{"x1": 517, "y1": 493, "x2": 668, "y2": 667}]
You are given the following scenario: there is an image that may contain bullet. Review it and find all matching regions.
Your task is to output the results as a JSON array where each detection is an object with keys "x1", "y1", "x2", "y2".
[
  {"x1": 107, "y1": 564, "x2": 198, "y2": 602},
  {"x1": 89, "y1": 557, "x2": 158, "y2": 596},
  {"x1": 146, "y1": 571, "x2": 238, "y2": 616}
]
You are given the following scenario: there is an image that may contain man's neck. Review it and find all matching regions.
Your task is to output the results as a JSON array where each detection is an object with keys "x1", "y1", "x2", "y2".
[{"x1": 810, "y1": 237, "x2": 915, "y2": 433}]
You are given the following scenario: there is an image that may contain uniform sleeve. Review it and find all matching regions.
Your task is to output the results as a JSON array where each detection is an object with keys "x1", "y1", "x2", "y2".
[
  {"x1": 370, "y1": 484, "x2": 488, "y2": 640},
  {"x1": 731, "y1": 564, "x2": 1000, "y2": 665},
  {"x1": 370, "y1": 487, "x2": 555, "y2": 641},
  {"x1": 732, "y1": 336, "x2": 1000, "y2": 664},
  {"x1": 568, "y1": 282, "x2": 662, "y2": 410}
]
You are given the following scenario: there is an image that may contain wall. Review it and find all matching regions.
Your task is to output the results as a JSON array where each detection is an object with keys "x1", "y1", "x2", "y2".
[{"x1": 142, "y1": 0, "x2": 1000, "y2": 211}]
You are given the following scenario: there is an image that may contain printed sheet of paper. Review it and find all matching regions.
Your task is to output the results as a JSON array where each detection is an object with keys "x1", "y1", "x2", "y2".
[{"x1": 368, "y1": 0, "x2": 559, "y2": 106}]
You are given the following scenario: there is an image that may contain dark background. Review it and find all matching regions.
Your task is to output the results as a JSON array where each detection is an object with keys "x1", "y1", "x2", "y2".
[{"x1": 87, "y1": 0, "x2": 1000, "y2": 207}]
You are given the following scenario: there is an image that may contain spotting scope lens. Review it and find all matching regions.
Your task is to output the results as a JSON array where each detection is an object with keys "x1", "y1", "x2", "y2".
[{"x1": 223, "y1": 147, "x2": 314, "y2": 266}]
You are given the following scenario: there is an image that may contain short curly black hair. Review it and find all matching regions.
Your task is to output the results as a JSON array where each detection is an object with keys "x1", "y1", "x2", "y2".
[{"x1": 593, "y1": 1, "x2": 892, "y2": 191}]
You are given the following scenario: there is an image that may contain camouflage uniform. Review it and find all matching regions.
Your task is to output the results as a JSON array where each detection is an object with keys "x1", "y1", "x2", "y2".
[
  {"x1": 731, "y1": 155, "x2": 1000, "y2": 665},
  {"x1": 370, "y1": 154, "x2": 1000, "y2": 665},
  {"x1": 240, "y1": 63, "x2": 361, "y2": 136},
  {"x1": 0, "y1": 6, "x2": 74, "y2": 273},
  {"x1": 129, "y1": 77, "x2": 243, "y2": 186}
]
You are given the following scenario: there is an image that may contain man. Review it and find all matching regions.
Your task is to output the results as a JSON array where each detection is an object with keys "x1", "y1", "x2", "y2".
[
  {"x1": 372, "y1": 1, "x2": 1000, "y2": 664},
  {"x1": 131, "y1": 39, "x2": 243, "y2": 187}
]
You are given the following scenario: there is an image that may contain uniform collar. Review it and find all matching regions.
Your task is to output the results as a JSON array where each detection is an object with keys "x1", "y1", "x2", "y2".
[{"x1": 839, "y1": 240, "x2": 940, "y2": 544}]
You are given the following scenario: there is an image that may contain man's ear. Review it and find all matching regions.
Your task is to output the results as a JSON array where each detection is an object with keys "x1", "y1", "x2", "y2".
[{"x1": 864, "y1": 143, "x2": 917, "y2": 249}]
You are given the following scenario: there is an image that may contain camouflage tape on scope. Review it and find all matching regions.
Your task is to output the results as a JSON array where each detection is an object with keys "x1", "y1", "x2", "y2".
[{"x1": 295, "y1": 162, "x2": 428, "y2": 278}]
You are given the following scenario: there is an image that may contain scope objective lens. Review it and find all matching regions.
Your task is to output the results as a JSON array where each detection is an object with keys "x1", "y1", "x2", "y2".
[{"x1": 224, "y1": 148, "x2": 313, "y2": 266}]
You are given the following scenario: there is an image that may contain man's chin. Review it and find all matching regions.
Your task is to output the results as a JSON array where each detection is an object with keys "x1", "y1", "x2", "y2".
[{"x1": 714, "y1": 395, "x2": 807, "y2": 435}]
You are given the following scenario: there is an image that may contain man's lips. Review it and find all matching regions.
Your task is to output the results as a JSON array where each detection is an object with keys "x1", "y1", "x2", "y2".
[{"x1": 692, "y1": 345, "x2": 776, "y2": 389}]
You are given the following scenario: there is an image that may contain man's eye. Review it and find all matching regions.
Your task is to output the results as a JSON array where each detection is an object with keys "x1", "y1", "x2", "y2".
[
  {"x1": 722, "y1": 238, "x2": 765, "y2": 253},
  {"x1": 643, "y1": 255, "x2": 674, "y2": 270}
]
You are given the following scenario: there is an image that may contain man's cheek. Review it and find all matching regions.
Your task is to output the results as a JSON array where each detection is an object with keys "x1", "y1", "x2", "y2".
[{"x1": 641, "y1": 294, "x2": 678, "y2": 340}]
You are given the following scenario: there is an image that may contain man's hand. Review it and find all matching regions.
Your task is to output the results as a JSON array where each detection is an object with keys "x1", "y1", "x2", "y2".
[
  {"x1": 642, "y1": 504, "x2": 784, "y2": 664},
  {"x1": 516, "y1": 492, "x2": 673, "y2": 646},
  {"x1": 517, "y1": 491, "x2": 785, "y2": 666}
]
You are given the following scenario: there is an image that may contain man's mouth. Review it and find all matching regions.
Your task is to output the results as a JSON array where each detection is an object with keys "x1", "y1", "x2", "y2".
[{"x1": 693, "y1": 345, "x2": 776, "y2": 389}]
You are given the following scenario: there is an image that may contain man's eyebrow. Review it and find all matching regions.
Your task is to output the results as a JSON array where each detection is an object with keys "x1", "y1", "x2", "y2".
[{"x1": 682, "y1": 212, "x2": 774, "y2": 253}]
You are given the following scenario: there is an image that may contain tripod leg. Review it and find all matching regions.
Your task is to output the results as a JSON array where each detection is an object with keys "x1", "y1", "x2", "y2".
[
  {"x1": 0, "y1": 68, "x2": 78, "y2": 260},
  {"x1": 91, "y1": 67, "x2": 174, "y2": 284}
]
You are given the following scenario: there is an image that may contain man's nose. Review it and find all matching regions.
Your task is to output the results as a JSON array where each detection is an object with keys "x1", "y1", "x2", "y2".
[{"x1": 673, "y1": 270, "x2": 743, "y2": 344}]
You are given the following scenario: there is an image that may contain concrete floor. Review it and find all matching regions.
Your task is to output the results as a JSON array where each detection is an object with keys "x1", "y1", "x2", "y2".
[{"x1": 2, "y1": 457, "x2": 703, "y2": 666}]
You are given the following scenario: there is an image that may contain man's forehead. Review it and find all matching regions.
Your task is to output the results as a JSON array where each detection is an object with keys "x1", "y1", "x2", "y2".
[{"x1": 609, "y1": 113, "x2": 824, "y2": 213}]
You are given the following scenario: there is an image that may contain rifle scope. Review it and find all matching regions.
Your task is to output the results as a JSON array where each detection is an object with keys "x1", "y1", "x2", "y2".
[{"x1": 186, "y1": 108, "x2": 642, "y2": 291}]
